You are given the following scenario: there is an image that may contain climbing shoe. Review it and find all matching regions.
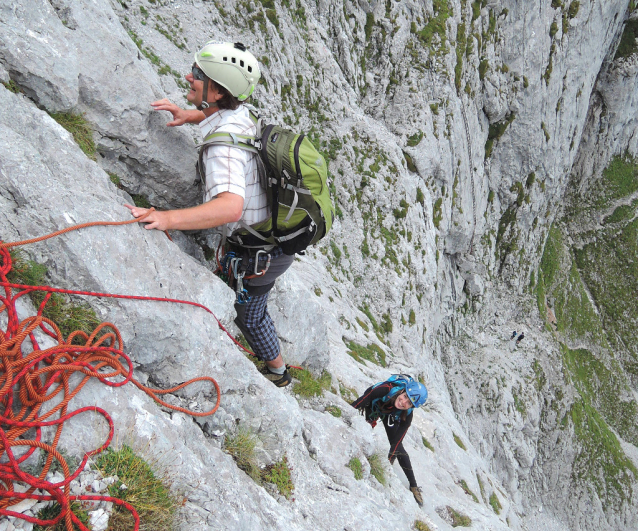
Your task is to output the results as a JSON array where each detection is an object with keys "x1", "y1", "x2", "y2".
[
  {"x1": 261, "y1": 367, "x2": 292, "y2": 388},
  {"x1": 411, "y1": 486, "x2": 424, "y2": 507}
]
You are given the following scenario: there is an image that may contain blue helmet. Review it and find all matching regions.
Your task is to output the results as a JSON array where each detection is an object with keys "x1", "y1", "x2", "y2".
[{"x1": 406, "y1": 380, "x2": 428, "y2": 408}]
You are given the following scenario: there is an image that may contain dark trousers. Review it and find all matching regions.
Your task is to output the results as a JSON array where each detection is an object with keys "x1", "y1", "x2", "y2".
[{"x1": 233, "y1": 248, "x2": 293, "y2": 362}]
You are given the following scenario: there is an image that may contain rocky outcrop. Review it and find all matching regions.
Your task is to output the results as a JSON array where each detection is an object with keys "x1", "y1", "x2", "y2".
[{"x1": 2, "y1": 0, "x2": 638, "y2": 529}]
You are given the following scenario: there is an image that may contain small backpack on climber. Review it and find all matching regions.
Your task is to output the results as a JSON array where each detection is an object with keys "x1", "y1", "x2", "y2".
[{"x1": 196, "y1": 46, "x2": 334, "y2": 255}]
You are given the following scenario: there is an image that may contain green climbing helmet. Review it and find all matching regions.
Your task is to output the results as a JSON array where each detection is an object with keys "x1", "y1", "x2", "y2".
[{"x1": 194, "y1": 41, "x2": 261, "y2": 101}]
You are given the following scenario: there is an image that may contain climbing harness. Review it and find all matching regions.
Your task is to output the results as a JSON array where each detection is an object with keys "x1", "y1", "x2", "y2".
[
  {"x1": 0, "y1": 214, "x2": 293, "y2": 531},
  {"x1": 218, "y1": 247, "x2": 272, "y2": 304}
]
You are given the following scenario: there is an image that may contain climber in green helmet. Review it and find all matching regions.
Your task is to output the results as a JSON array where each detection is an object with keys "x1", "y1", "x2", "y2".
[
  {"x1": 351, "y1": 375, "x2": 428, "y2": 507},
  {"x1": 126, "y1": 41, "x2": 294, "y2": 387}
]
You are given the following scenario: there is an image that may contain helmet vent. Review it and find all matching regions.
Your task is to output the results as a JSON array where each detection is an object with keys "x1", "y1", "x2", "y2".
[
  {"x1": 232, "y1": 57, "x2": 236, "y2": 63},
  {"x1": 223, "y1": 56, "x2": 227, "y2": 61},
  {"x1": 248, "y1": 66, "x2": 252, "y2": 72},
  {"x1": 240, "y1": 60, "x2": 245, "y2": 67}
]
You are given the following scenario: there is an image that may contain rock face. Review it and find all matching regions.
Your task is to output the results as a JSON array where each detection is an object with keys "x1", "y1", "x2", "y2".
[{"x1": 1, "y1": 0, "x2": 638, "y2": 530}]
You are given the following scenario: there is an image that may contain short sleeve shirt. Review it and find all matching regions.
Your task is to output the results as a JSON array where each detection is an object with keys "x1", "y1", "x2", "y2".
[{"x1": 199, "y1": 106, "x2": 269, "y2": 235}]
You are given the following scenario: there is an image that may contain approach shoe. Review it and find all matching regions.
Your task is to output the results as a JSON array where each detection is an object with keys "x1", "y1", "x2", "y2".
[
  {"x1": 411, "y1": 486, "x2": 424, "y2": 507},
  {"x1": 261, "y1": 367, "x2": 292, "y2": 388}
]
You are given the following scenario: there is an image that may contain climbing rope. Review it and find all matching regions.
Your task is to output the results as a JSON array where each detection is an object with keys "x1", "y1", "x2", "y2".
[{"x1": 0, "y1": 214, "x2": 286, "y2": 530}]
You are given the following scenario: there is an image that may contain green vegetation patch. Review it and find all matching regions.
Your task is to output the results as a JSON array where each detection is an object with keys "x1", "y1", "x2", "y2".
[
  {"x1": 35, "y1": 502, "x2": 90, "y2": 531},
  {"x1": 345, "y1": 339, "x2": 387, "y2": 367},
  {"x1": 485, "y1": 113, "x2": 515, "y2": 159},
  {"x1": 289, "y1": 367, "x2": 332, "y2": 397},
  {"x1": 7, "y1": 249, "x2": 101, "y2": 339},
  {"x1": 489, "y1": 492, "x2": 502, "y2": 514},
  {"x1": 569, "y1": 386, "x2": 638, "y2": 507},
  {"x1": 433, "y1": 197, "x2": 443, "y2": 228},
  {"x1": 367, "y1": 453, "x2": 386, "y2": 485},
  {"x1": 459, "y1": 479, "x2": 479, "y2": 502},
  {"x1": 49, "y1": 112, "x2": 96, "y2": 159},
  {"x1": 615, "y1": 19, "x2": 638, "y2": 60},
  {"x1": 422, "y1": 436, "x2": 435, "y2": 451},
  {"x1": 416, "y1": 0, "x2": 451, "y2": 49},
  {"x1": 95, "y1": 445, "x2": 180, "y2": 531},
  {"x1": 446, "y1": 506, "x2": 471, "y2": 527},
  {"x1": 2, "y1": 79, "x2": 21, "y2": 93},
  {"x1": 131, "y1": 193, "x2": 152, "y2": 209},
  {"x1": 453, "y1": 433, "x2": 466, "y2": 450},
  {"x1": 602, "y1": 202, "x2": 637, "y2": 225},
  {"x1": 574, "y1": 216, "x2": 638, "y2": 358},
  {"x1": 404, "y1": 151, "x2": 418, "y2": 172},
  {"x1": 495, "y1": 204, "x2": 518, "y2": 266},
  {"x1": 347, "y1": 456, "x2": 363, "y2": 480},
  {"x1": 263, "y1": 455, "x2": 294, "y2": 499},
  {"x1": 225, "y1": 428, "x2": 294, "y2": 498},
  {"x1": 407, "y1": 131, "x2": 424, "y2": 147},
  {"x1": 325, "y1": 405, "x2": 342, "y2": 417},
  {"x1": 393, "y1": 199, "x2": 409, "y2": 219},
  {"x1": 536, "y1": 225, "x2": 606, "y2": 343},
  {"x1": 414, "y1": 520, "x2": 431, "y2": 531},
  {"x1": 596, "y1": 154, "x2": 638, "y2": 207},
  {"x1": 224, "y1": 426, "x2": 261, "y2": 481},
  {"x1": 563, "y1": 346, "x2": 638, "y2": 446},
  {"x1": 535, "y1": 223, "x2": 638, "y2": 508}
]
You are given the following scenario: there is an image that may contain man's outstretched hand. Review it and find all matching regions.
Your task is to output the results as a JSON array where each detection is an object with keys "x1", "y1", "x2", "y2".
[{"x1": 151, "y1": 99, "x2": 205, "y2": 126}]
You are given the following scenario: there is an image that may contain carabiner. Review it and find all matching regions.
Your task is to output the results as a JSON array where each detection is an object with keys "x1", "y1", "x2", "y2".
[{"x1": 254, "y1": 250, "x2": 271, "y2": 276}]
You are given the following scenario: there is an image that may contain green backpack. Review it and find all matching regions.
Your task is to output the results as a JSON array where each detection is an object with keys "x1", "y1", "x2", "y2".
[{"x1": 197, "y1": 108, "x2": 334, "y2": 255}]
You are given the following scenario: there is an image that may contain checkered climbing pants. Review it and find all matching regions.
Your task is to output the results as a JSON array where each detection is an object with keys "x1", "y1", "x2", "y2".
[
  {"x1": 236, "y1": 292, "x2": 279, "y2": 361},
  {"x1": 233, "y1": 248, "x2": 294, "y2": 362}
]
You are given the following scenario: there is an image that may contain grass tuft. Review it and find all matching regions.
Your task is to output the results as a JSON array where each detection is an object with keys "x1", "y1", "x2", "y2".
[
  {"x1": 367, "y1": 453, "x2": 386, "y2": 485},
  {"x1": 414, "y1": 520, "x2": 431, "y2": 531},
  {"x1": 489, "y1": 492, "x2": 502, "y2": 514},
  {"x1": 447, "y1": 506, "x2": 471, "y2": 527},
  {"x1": 109, "y1": 172, "x2": 122, "y2": 188},
  {"x1": 344, "y1": 339, "x2": 387, "y2": 367},
  {"x1": 453, "y1": 433, "x2": 466, "y2": 451},
  {"x1": 422, "y1": 436, "x2": 435, "y2": 452},
  {"x1": 325, "y1": 405, "x2": 342, "y2": 417},
  {"x1": 50, "y1": 112, "x2": 96, "y2": 159},
  {"x1": 289, "y1": 368, "x2": 331, "y2": 398},
  {"x1": 7, "y1": 249, "x2": 100, "y2": 338},
  {"x1": 224, "y1": 427, "x2": 261, "y2": 482},
  {"x1": 34, "y1": 501, "x2": 90, "y2": 531},
  {"x1": 262, "y1": 456, "x2": 294, "y2": 499},
  {"x1": 95, "y1": 445, "x2": 180, "y2": 531},
  {"x1": 2, "y1": 79, "x2": 21, "y2": 93},
  {"x1": 347, "y1": 457, "x2": 363, "y2": 480},
  {"x1": 130, "y1": 194, "x2": 152, "y2": 209},
  {"x1": 459, "y1": 479, "x2": 479, "y2": 502},
  {"x1": 615, "y1": 19, "x2": 638, "y2": 60}
]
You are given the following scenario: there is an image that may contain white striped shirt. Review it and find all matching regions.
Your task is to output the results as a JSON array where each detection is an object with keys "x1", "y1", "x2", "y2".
[{"x1": 199, "y1": 106, "x2": 269, "y2": 235}]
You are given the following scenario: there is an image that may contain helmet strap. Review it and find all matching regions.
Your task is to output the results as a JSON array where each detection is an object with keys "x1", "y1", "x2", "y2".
[{"x1": 197, "y1": 77, "x2": 210, "y2": 111}]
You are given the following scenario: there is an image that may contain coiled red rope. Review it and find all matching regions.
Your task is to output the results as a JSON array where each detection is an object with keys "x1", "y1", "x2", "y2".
[{"x1": 0, "y1": 214, "x2": 278, "y2": 530}]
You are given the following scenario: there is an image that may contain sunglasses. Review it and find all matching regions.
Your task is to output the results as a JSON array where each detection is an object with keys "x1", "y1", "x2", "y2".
[{"x1": 191, "y1": 63, "x2": 207, "y2": 81}]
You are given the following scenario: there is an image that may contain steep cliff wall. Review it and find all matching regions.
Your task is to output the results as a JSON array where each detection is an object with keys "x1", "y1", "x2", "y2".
[{"x1": 1, "y1": 0, "x2": 637, "y2": 529}]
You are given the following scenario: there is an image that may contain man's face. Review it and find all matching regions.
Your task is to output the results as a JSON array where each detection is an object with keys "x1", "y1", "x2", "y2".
[{"x1": 186, "y1": 64, "x2": 223, "y2": 108}]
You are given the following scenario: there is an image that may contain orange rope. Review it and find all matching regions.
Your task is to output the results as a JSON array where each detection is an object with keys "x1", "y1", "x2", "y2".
[
  {"x1": 0, "y1": 217, "x2": 224, "y2": 530},
  {"x1": 0, "y1": 208, "x2": 171, "y2": 250}
]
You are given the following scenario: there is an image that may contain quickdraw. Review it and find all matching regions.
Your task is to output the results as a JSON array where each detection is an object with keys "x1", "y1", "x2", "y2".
[{"x1": 219, "y1": 248, "x2": 272, "y2": 305}]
